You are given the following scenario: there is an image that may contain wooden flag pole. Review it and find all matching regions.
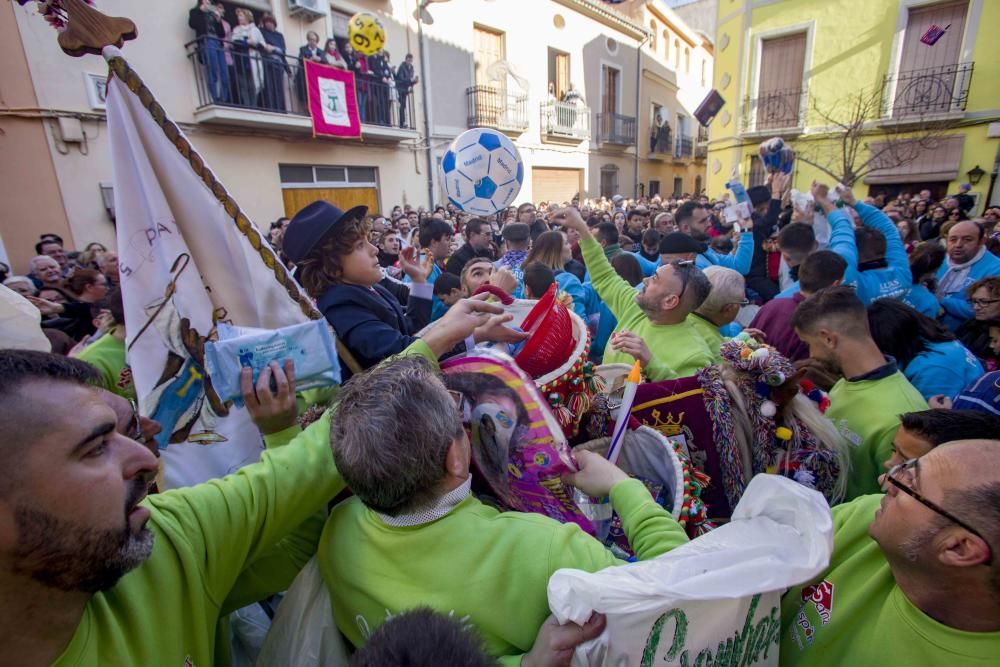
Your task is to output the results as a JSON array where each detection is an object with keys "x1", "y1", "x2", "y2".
[{"x1": 50, "y1": 0, "x2": 364, "y2": 375}]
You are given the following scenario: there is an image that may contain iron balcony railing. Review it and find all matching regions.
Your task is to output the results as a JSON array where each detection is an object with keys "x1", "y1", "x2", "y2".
[
  {"x1": 696, "y1": 125, "x2": 709, "y2": 143},
  {"x1": 674, "y1": 134, "x2": 693, "y2": 158},
  {"x1": 540, "y1": 100, "x2": 591, "y2": 139},
  {"x1": 185, "y1": 36, "x2": 415, "y2": 129},
  {"x1": 695, "y1": 142, "x2": 707, "y2": 159},
  {"x1": 742, "y1": 87, "x2": 805, "y2": 132},
  {"x1": 466, "y1": 85, "x2": 529, "y2": 132},
  {"x1": 882, "y1": 61, "x2": 974, "y2": 118},
  {"x1": 597, "y1": 112, "x2": 637, "y2": 145},
  {"x1": 649, "y1": 126, "x2": 672, "y2": 154}
]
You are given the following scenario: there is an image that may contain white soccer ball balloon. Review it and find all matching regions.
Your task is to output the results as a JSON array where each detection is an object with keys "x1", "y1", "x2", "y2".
[{"x1": 441, "y1": 128, "x2": 524, "y2": 216}]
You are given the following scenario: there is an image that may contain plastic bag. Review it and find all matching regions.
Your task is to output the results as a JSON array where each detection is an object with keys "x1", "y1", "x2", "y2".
[
  {"x1": 205, "y1": 320, "x2": 340, "y2": 405},
  {"x1": 255, "y1": 557, "x2": 350, "y2": 667},
  {"x1": 229, "y1": 603, "x2": 272, "y2": 667},
  {"x1": 548, "y1": 475, "x2": 833, "y2": 667}
]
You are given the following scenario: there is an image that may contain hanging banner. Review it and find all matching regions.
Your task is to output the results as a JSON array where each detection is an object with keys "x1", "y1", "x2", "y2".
[
  {"x1": 305, "y1": 59, "x2": 362, "y2": 138},
  {"x1": 105, "y1": 48, "x2": 315, "y2": 489}
]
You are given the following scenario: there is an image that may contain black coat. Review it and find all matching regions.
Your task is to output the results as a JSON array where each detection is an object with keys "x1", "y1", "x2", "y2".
[
  {"x1": 317, "y1": 283, "x2": 431, "y2": 380},
  {"x1": 188, "y1": 6, "x2": 223, "y2": 39}
]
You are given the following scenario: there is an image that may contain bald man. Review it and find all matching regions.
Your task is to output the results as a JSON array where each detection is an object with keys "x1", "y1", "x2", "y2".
[
  {"x1": 936, "y1": 220, "x2": 1000, "y2": 329},
  {"x1": 781, "y1": 439, "x2": 1000, "y2": 665}
]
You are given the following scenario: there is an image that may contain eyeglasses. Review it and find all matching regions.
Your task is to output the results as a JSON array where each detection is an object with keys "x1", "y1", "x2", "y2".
[
  {"x1": 970, "y1": 298, "x2": 1000, "y2": 308},
  {"x1": 126, "y1": 398, "x2": 143, "y2": 441},
  {"x1": 669, "y1": 260, "x2": 695, "y2": 300},
  {"x1": 885, "y1": 458, "x2": 993, "y2": 564}
]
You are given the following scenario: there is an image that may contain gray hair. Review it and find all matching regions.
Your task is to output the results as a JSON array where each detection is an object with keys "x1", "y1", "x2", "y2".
[
  {"x1": 3, "y1": 276, "x2": 37, "y2": 295},
  {"x1": 697, "y1": 266, "x2": 746, "y2": 319},
  {"x1": 330, "y1": 356, "x2": 464, "y2": 516},
  {"x1": 29, "y1": 255, "x2": 58, "y2": 273}
]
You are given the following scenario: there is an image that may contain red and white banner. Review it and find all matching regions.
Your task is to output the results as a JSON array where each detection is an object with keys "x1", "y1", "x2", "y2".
[{"x1": 305, "y1": 60, "x2": 361, "y2": 139}]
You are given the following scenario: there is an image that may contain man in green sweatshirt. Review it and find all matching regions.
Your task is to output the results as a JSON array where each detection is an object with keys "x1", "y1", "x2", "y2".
[
  {"x1": 791, "y1": 286, "x2": 927, "y2": 499},
  {"x1": 320, "y1": 354, "x2": 690, "y2": 667},
  {"x1": 781, "y1": 439, "x2": 1000, "y2": 664},
  {"x1": 0, "y1": 297, "x2": 511, "y2": 667},
  {"x1": 551, "y1": 207, "x2": 715, "y2": 380}
]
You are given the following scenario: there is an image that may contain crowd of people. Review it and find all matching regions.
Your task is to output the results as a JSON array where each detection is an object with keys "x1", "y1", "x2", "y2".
[
  {"x1": 188, "y1": 1, "x2": 419, "y2": 127},
  {"x1": 3, "y1": 172, "x2": 1000, "y2": 665}
]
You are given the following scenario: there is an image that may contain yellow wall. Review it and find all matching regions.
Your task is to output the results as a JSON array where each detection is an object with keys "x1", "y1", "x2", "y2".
[{"x1": 707, "y1": 0, "x2": 1000, "y2": 199}]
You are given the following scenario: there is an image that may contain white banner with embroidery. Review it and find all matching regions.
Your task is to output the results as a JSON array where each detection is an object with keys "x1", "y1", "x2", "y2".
[{"x1": 106, "y1": 67, "x2": 310, "y2": 489}]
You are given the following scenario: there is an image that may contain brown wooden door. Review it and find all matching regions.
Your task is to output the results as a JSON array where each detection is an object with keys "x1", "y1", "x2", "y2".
[
  {"x1": 531, "y1": 168, "x2": 582, "y2": 206},
  {"x1": 602, "y1": 66, "x2": 619, "y2": 114},
  {"x1": 756, "y1": 32, "x2": 807, "y2": 129},
  {"x1": 282, "y1": 187, "x2": 380, "y2": 218}
]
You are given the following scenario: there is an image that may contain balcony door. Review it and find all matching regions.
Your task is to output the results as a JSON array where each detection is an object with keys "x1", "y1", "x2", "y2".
[
  {"x1": 602, "y1": 65, "x2": 619, "y2": 115},
  {"x1": 474, "y1": 25, "x2": 506, "y2": 127},
  {"x1": 893, "y1": 1, "x2": 969, "y2": 117},
  {"x1": 756, "y1": 32, "x2": 806, "y2": 130},
  {"x1": 548, "y1": 48, "x2": 570, "y2": 100}
]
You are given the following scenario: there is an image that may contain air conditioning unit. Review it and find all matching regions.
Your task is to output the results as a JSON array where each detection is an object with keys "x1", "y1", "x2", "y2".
[{"x1": 288, "y1": 0, "x2": 324, "y2": 21}]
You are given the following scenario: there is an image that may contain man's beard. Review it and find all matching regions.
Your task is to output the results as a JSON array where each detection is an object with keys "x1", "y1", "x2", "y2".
[
  {"x1": 635, "y1": 290, "x2": 665, "y2": 318},
  {"x1": 689, "y1": 229, "x2": 710, "y2": 243},
  {"x1": 815, "y1": 355, "x2": 842, "y2": 378},
  {"x1": 11, "y1": 483, "x2": 154, "y2": 593}
]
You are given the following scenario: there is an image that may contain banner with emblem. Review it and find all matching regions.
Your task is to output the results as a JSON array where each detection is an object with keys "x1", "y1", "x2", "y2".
[
  {"x1": 304, "y1": 60, "x2": 362, "y2": 139},
  {"x1": 104, "y1": 47, "x2": 316, "y2": 489}
]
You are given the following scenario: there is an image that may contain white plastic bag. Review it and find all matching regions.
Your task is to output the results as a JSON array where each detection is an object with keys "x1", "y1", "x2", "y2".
[
  {"x1": 255, "y1": 557, "x2": 350, "y2": 667},
  {"x1": 548, "y1": 475, "x2": 833, "y2": 667}
]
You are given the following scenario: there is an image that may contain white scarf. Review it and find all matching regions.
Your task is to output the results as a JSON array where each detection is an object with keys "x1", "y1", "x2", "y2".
[{"x1": 936, "y1": 246, "x2": 986, "y2": 298}]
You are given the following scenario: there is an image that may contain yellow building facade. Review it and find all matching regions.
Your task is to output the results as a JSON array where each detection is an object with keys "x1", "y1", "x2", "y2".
[{"x1": 707, "y1": 0, "x2": 999, "y2": 209}]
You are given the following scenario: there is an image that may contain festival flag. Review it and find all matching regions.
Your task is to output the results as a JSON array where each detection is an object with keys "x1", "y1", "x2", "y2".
[
  {"x1": 104, "y1": 46, "x2": 318, "y2": 489},
  {"x1": 305, "y1": 59, "x2": 362, "y2": 138},
  {"x1": 920, "y1": 23, "x2": 949, "y2": 46}
]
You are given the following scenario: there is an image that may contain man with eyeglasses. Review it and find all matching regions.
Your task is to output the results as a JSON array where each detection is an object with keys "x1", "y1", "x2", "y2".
[
  {"x1": 551, "y1": 207, "x2": 714, "y2": 380},
  {"x1": 517, "y1": 202, "x2": 549, "y2": 241},
  {"x1": 688, "y1": 266, "x2": 747, "y2": 362},
  {"x1": 790, "y1": 286, "x2": 927, "y2": 500},
  {"x1": 781, "y1": 439, "x2": 1000, "y2": 664},
  {"x1": 446, "y1": 218, "x2": 497, "y2": 277}
]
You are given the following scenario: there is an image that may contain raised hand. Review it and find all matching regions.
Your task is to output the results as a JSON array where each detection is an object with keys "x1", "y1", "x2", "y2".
[
  {"x1": 242, "y1": 360, "x2": 297, "y2": 435},
  {"x1": 421, "y1": 293, "x2": 504, "y2": 357},
  {"x1": 399, "y1": 246, "x2": 432, "y2": 283}
]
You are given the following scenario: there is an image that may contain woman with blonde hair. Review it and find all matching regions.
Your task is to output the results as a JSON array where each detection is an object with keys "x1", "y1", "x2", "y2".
[
  {"x1": 231, "y1": 7, "x2": 265, "y2": 107},
  {"x1": 521, "y1": 230, "x2": 588, "y2": 319}
]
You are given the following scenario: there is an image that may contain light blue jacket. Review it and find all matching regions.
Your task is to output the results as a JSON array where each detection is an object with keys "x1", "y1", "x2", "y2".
[
  {"x1": 901, "y1": 284, "x2": 940, "y2": 319},
  {"x1": 849, "y1": 202, "x2": 912, "y2": 304},
  {"x1": 935, "y1": 250, "x2": 1000, "y2": 330},
  {"x1": 555, "y1": 270, "x2": 589, "y2": 322},
  {"x1": 904, "y1": 340, "x2": 985, "y2": 401},
  {"x1": 773, "y1": 207, "x2": 857, "y2": 299}
]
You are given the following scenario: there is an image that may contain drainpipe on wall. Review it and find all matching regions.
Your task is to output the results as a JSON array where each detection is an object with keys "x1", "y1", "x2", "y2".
[
  {"x1": 633, "y1": 30, "x2": 649, "y2": 200},
  {"x1": 418, "y1": 13, "x2": 436, "y2": 208}
]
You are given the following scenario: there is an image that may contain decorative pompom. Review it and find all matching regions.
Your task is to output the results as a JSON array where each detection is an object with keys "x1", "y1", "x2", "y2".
[{"x1": 760, "y1": 400, "x2": 777, "y2": 418}]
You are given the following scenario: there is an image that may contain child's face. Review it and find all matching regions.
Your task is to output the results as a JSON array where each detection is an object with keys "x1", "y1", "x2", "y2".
[
  {"x1": 989, "y1": 326, "x2": 1000, "y2": 357},
  {"x1": 340, "y1": 237, "x2": 382, "y2": 286},
  {"x1": 440, "y1": 288, "x2": 464, "y2": 306}
]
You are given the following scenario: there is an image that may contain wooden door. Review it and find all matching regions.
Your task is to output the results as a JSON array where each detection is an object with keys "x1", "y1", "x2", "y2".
[
  {"x1": 282, "y1": 187, "x2": 380, "y2": 218},
  {"x1": 756, "y1": 32, "x2": 807, "y2": 129},
  {"x1": 894, "y1": 1, "x2": 968, "y2": 116}
]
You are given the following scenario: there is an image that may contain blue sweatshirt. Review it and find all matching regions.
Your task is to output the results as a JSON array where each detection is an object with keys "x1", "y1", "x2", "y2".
[
  {"x1": 904, "y1": 340, "x2": 985, "y2": 401},
  {"x1": 849, "y1": 202, "x2": 912, "y2": 304},
  {"x1": 554, "y1": 270, "x2": 589, "y2": 321},
  {"x1": 774, "y1": 207, "x2": 857, "y2": 299},
  {"x1": 935, "y1": 250, "x2": 1000, "y2": 330},
  {"x1": 901, "y1": 284, "x2": 940, "y2": 319}
]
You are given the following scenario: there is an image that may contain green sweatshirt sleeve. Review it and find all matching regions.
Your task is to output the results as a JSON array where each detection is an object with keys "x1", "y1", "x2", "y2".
[
  {"x1": 610, "y1": 477, "x2": 689, "y2": 559},
  {"x1": 580, "y1": 236, "x2": 642, "y2": 323},
  {"x1": 643, "y1": 354, "x2": 679, "y2": 382}
]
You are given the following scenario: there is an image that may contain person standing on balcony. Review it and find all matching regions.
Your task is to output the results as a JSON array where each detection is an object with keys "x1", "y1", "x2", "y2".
[
  {"x1": 214, "y1": 4, "x2": 234, "y2": 99},
  {"x1": 396, "y1": 53, "x2": 419, "y2": 129},
  {"x1": 322, "y1": 38, "x2": 347, "y2": 69},
  {"x1": 296, "y1": 30, "x2": 324, "y2": 109},
  {"x1": 258, "y1": 14, "x2": 288, "y2": 112},
  {"x1": 368, "y1": 49, "x2": 394, "y2": 126},
  {"x1": 188, "y1": 0, "x2": 229, "y2": 104},
  {"x1": 230, "y1": 8, "x2": 264, "y2": 108}
]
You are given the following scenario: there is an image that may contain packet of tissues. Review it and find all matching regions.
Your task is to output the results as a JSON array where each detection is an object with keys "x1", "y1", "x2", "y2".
[{"x1": 205, "y1": 320, "x2": 341, "y2": 405}]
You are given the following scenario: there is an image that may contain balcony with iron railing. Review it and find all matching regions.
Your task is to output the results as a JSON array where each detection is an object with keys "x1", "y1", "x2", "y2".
[
  {"x1": 881, "y1": 62, "x2": 974, "y2": 119},
  {"x1": 674, "y1": 135, "x2": 693, "y2": 159},
  {"x1": 597, "y1": 112, "x2": 637, "y2": 146},
  {"x1": 540, "y1": 100, "x2": 591, "y2": 142},
  {"x1": 741, "y1": 87, "x2": 805, "y2": 134},
  {"x1": 649, "y1": 125, "x2": 672, "y2": 156},
  {"x1": 466, "y1": 86, "x2": 529, "y2": 134},
  {"x1": 185, "y1": 36, "x2": 416, "y2": 141}
]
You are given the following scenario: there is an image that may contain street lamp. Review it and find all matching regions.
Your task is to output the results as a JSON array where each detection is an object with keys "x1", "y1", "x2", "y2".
[
  {"x1": 414, "y1": 0, "x2": 452, "y2": 26},
  {"x1": 967, "y1": 164, "x2": 985, "y2": 186}
]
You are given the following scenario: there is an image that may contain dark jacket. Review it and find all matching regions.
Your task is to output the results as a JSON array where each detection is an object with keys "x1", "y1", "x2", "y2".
[
  {"x1": 317, "y1": 283, "x2": 431, "y2": 380},
  {"x1": 188, "y1": 6, "x2": 223, "y2": 39},
  {"x1": 446, "y1": 243, "x2": 496, "y2": 276},
  {"x1": 260, "y1": 27, "x2": 286, "y2": 63},
  {"x1": 396, "y1": 61, "x2": 417, "y2": 92}
]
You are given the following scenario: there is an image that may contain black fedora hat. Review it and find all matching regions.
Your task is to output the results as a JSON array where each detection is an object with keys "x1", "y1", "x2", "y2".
[{"x1": 282, "y1": 201, "x2": 369, "y2": 263}]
